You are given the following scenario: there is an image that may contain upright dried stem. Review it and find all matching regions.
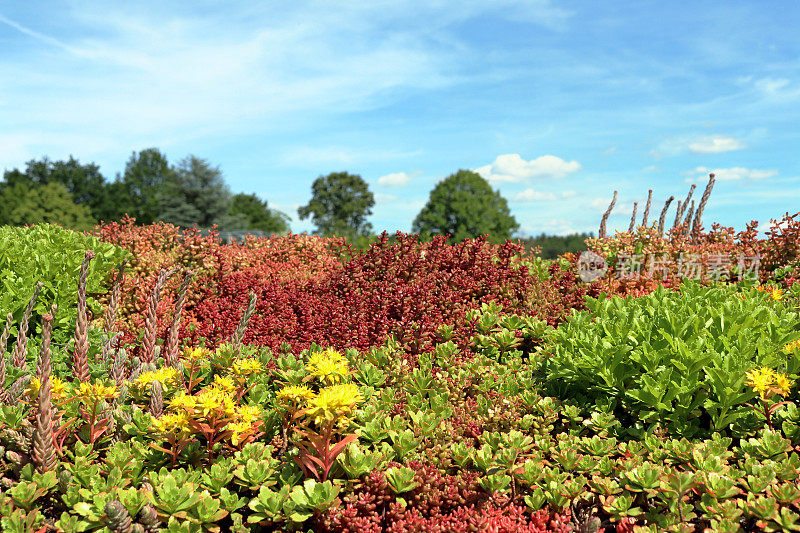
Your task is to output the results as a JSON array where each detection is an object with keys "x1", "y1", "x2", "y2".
[
  {"x1": 657, "y1": 196, "x2": 674, "y2": 236},
  {"x1": 33, "y1": 308, "x2": 58, "y2": 474},
  {"x1": 628, "y1": 202, "x2": 638, "y2": 233},
  {"x1": 12, "y1": 281, "x2": 43, "y2": 368},
  {"x1": 642, "y1": 189, "x2": 653, "y2": 227},
  {"x1": 598, "y1": 190, "x2": 618, "y2": 239},
  {"x1": 142, "y1": 268, "x2": 177, "y2": 365},
  {"x1": 683, "y1": 200, "x2": 695, "y2": 236},
  {"x1": 0, "y1": 312, "x2": 12, "y2": 403},
  {"x1": 103, "y1": 260, "x2": 127, "y2": 336},
  {"x1": 111, "y1": 348, "x2": 128, "y2": 388},
  {"x1": 676, "y1": 184, "x2": 696, "y2": 224},
  {"x1": 673, "y1": 200, "x2": 683, "y2": 230},
  {"x1": 72, "y1": 251, "x2": 95, "y2": 383},
  {"x1": 691, "y1": 173, "x2": 716, "y2": 240},
  {"x1": 165, "y1": 270, "x2": 195, "y2": 367},
  {"x1": 149, "y1": 380, "x2": 163, "y2": 418},
  {"x1": 231, "y1": 292, "x2": 258, "y2": 350}
]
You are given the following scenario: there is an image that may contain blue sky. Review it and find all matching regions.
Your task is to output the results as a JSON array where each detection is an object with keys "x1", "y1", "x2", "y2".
[{"x1": 1, "y1": 1, "x2": 799, "y2": 236}]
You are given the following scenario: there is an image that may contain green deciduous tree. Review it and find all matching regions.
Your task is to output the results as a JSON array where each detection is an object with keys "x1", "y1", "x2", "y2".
[
  {"x1": 0, "y1": 181, "x2": 95, "y2": 230},
  {"x1": 412, "y1": 169, "x2": 519, "y2": 243},
  {"x1": 297, "y1": 171, "x2": 375, "y2": 237},
  {"x1": 119, "y1": 148, "x2": 175, "y2": 225},
  {"x1": 228, "y1": 193, "x2": 290, "y2": 234},
  {"x1": 2, "y1": 156, "x2": 117, "y2": 222},
  {"x1": 158, "y1": 156, "x2": 232, "y2": 228}
]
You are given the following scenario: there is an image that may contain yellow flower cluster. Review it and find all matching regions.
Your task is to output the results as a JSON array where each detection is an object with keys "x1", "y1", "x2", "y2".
[
  {"x1": 151, "y1": 412, "x2": 192, "y2": 436},
  {"x1": 76, "y1": 381, "x2": 119, "y2": 402},
  {"x1": 756, "y1": 285, "x2": 784, "y2": 301},
  {"x1": 277, "y1": 385, "x2": 315, "y2": 404},
  {"x1": 26, "y1": 376, "x2": 68, "y2": 401},
  {"x1": 133, "y1": 367, "x2": 180, "y2": 392},
  {"x1": 306, "y1": 383, "x2": 364, "y2": 425},
  {"x1": 746, "y1": 367, "x2": 794, "y2": 400},
  {"x1": 155, "y1": 380, "x2": 263, "y2": 446},
  {"x1": 232, "y1": 357, "x2": 262, "y2": 377},
  {"x1": 306, "y1": 348, "x2": 350, "y2": 384},
  {"x1": 183, "y1": 346, "x2": 212, "y2": 363},
  {"x1": 785, "y1": 340, "x2": 800, "y2": 354}
]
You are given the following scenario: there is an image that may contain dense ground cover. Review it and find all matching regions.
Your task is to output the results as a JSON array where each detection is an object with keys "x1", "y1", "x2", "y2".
[{"x1": 1, "y1": 214, "x2": 800, "y2": 532}]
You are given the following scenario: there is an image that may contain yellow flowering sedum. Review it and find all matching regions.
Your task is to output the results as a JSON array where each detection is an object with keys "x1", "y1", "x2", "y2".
[
  {"x1": 152, "y1": 412, "x2": 192, "y2": 436},
  {"x1": 785, "y1": 340, "x2": 800, "y2": 354},
  {"x1": 76, "y1": 381, "x2": 119, "y2": 402},
  {"x1": 26, "y1": 376, "x2": 68, "y2": 401},
  {"x1": 277, "y1": 385, "x2": 315, "y2": 404},
  {"x1": 183, "y1": 346, "x2": 212, "y2": 363},
  {"x1": 306, "y1": 383, "x2": 363, "y2": 424},
  {"x1": 232, "y1": 358, "x2": 262, "y2": 377},
  {"x1": 746, "y1": 367, "x2": 794, "y2": 400},
  {"x1": 212, "y1": 375, "x2": 237, "y2": 394},
  {"x1": 306, "y1": 348, "x2": 350, "y2": 384},
  {"x1": 133, "y1": 367, "x2": 180, "y2": 392}
]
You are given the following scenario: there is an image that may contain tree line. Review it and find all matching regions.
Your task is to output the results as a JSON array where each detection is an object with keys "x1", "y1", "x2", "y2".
[
  {"x1": 0, "y1": 150, "x2": 590, "y2": 256},
  {"x1": 0, "y1": 148, "x2": 289, "y2": 234}
]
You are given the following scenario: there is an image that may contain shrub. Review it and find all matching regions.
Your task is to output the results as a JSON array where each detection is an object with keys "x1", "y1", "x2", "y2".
[
  {"x1": 540, "y1": 281, "x2": 800, "y2": 438},
  {"x1": 0, "y1": 224, "x2": 128, "y2": 343}
]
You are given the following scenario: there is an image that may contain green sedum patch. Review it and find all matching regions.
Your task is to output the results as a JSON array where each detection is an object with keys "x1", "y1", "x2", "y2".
[{"x1": 541, "y1": 281, "x2": 800, "y2": 438}]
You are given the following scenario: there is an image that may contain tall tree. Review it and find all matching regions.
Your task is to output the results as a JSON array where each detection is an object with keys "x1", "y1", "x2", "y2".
[
  {"x1": 228, "y1": 193, "x2": 290, "y2": 234},
  {"x1": 0, "y1": 181, "x2": 95, "y2": 230},
  {"x1": 412, "y1": 169, "x2": 519, "y2": 243},
  {"x1": 297, "y1": 171, "x2": 375, "y2": 237},
  {"x1": 119, "y1": 148, "x2": 174, "y2": 225},
  {"x1": 2, "y1": 156, "x2": 116, "y2": 221},
  {"x1": 158, "y1": 156, "x2": 232, "y2": 228}
]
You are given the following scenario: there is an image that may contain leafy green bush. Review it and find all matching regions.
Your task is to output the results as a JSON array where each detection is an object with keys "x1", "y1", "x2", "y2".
[
  {"x1": 0, "y1": 224, "x2": 128, "y2": 344},
  {"x1": 540, "y1": 282, "x2": 800, "y2": 438}
]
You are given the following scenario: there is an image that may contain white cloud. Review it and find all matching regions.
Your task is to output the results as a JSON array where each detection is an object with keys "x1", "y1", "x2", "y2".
[
  {"x1": 688, "y1": 135, "x2": 747, "y2": 154},
  {"x1": 374, "y1": 193, "x2": 399, "y2": 202},
  {"x1": 603, "y1": 146, "x2": 617, "y2": 155},
  {"x1": 652, "y1": 134, "x2": 747, "y2": 157},
  {"x1": 561, "y1": 190, "x2": 577, "y2": 198},
  {"x1": 687, "y1": 166, "x2": 778, "y2": 181},
  {"x1": 377, "y1": 172, "x2": 411, "y2": 187},
  {"x1": 514, "y1": 188, "x2": 556, "y2": 202},
  {"x1": 474, "y1": 153, "x2": 581, "y2": 183}
]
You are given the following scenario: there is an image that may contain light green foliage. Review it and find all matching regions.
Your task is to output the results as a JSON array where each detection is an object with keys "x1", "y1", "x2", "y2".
[
  {"x1": 542, "y1": 282, "x2": 800, "y2": 437},
  {"x1": 412, "y1": 169, "x2": 519, "y2": 243},
  {"x1": 0, "y1": 182, "x2": 95, "y2": 230},
  {"x1": 0, "y1": 224, "x2": 128, "y2": 345},
  {"x1": 297, "y1": 171, "x2": 375, "y2": 238}
]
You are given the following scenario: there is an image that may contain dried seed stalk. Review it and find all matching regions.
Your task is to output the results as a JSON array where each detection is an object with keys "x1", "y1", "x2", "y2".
[
  {"x1": 33, "y1": 308, "x2": 58, "y2": 474},
  {"x1": 12, "y1": 281, "x2": 43, "y2": 368},
  {"x1": 691, "y1": 173, "x2": 716, "y2": 240},
  {"x1": 72, "y1": 251, "x2": 95, "y2": 383},
  {"x1": 149, "y1": 380, "x2": 163, "y2": 418},
  {"x1": 598, "y1": 190, "x2": 618, "y2": 239},
  {"x1": 628, "y1": 202, "x2": 638, "y2": 233},
  {"x1": 142, "y1": 268, "x2": 177, "y2": 365},
  {"x1": 165, "y1": 270, "x2": 195, "y2": 368},
  {"x1": 0, "y1": 312, "x2": 12, "y2": 404},
  {"x1": 231, "y1": 292, "x2": 257, "y2": 349},
  {"x1": 657, "y1": 196, "x2": 674, "y2": 236},
  {"x1": 683, "y1": 200, "x2": 695, "y2": 236},
  {"x1": 642, "y1": 189, "x2": 653, "y2": 227}
]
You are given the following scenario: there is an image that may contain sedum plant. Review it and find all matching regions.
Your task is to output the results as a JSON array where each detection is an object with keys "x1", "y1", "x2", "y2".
[{"x1": 541, "y1": 281, "x2": 800, "y2": 438}]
